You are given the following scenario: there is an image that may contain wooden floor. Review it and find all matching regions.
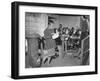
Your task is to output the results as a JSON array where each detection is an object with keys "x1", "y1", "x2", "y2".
[
  {"x1": 40, "y1": 45, "x2": 81, "y2": 67},
  {"x1": 41, "y1": 54, "x2": 81, "y2": 67},
  {"x1": 25, "y1": 46, "x2": 81, "y2": 68}
]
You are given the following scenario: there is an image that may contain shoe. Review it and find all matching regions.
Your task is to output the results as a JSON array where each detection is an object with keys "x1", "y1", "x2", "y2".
[{"x1": 55, "y1": 53, "x2": 59, "y2": 57}]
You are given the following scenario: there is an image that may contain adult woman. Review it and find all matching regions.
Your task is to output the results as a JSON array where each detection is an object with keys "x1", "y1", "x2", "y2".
[
  {"x1": 80, "y1": 16, "x2": 89, "y2": 39},
  {"x1": 44, "y1": 24, "x2": 56, "y2": 50},
  {"x1": 42, "y1": 23, "x2": 56, "y2": 64}
]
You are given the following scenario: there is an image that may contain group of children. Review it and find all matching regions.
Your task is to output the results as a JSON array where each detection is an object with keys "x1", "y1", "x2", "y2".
[
  {"x1": 25, "y1": 15, "x2": 90, "y2": 68},
  {"x1": 35, "y1": 23, "x2": 82, "y2": 66}
]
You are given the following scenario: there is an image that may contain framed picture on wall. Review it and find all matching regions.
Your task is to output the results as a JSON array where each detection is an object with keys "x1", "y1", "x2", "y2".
[{"x1": 11, "y1": 1, "x2": 98, "y2": 79}]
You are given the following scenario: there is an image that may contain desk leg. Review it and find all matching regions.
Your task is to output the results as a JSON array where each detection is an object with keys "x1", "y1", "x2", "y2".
[{"x1": 62, "y1": 40, "x2": 66, "y2": 58}]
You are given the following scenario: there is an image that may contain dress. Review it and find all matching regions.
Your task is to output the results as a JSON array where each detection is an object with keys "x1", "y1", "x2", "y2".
[
  {"x1": 44, "y1": 28, "x2": 56, "y2": 50},
  {"x1": 80, "y1": 19, "x2": 89, "y2": 40}
]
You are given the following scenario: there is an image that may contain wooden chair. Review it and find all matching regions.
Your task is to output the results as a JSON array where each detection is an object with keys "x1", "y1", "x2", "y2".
[
  {"x1": 80, "y1": 35, "x2": 89, "y2": 65},
  {"x1": 66, "y1": 35, "x2": 89, "y2": 65}
]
